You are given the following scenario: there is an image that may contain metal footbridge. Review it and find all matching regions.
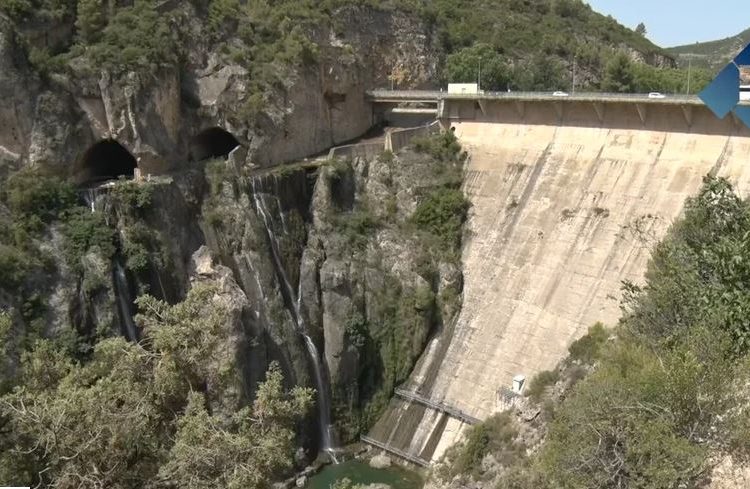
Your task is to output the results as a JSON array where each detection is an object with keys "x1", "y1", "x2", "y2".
[
  {"x1": 394, "y1": 388, "x2": 480, "y2": 425},
  {"x1": 360, "y1": 388, "x2": 480, "y2": 466},
  {"x1": 359, "y1": 436, "x2": 430, "y2": 467}
]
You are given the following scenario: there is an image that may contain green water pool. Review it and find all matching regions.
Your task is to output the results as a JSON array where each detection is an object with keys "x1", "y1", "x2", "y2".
[{"x1": 305, "y1": 459, "x2": 423, "y2": 489}]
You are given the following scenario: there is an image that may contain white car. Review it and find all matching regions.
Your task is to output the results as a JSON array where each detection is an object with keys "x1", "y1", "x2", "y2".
[
  {"x1": 648, "y1": 92, "x2": 666, "y2": 99},
  {"x1": 552, "y1": 91, "x2": 569, "y2": 97}
]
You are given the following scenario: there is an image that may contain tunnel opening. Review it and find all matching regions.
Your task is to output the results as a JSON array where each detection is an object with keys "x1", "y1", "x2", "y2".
[
  {"x1": 189, "y1": 127, "x2": 240, "y2": 162},
  {"x1": 78, "y1": 140, "x2": 137, "y2": 185}
]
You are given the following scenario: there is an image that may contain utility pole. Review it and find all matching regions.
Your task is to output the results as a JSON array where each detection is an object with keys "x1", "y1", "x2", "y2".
[
  {"x1": 572, "y1": 58, "x2": 577, "y2": 93},
  {"x1": 687, "y1": 56, "x2": 692, "y2": 95},
  {"x1": 478, "y1": 58, "x2": 482, "y2": 92}
]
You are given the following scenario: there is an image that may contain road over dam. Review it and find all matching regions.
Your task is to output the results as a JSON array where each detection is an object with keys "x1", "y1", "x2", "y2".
[{"x1": 365, "y1": 91, "x2": 750, "y2": 464}]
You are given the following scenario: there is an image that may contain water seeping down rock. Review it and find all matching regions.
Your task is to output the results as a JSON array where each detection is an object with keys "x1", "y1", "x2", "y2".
[{"x1": 0, "y1": 1, "x2": 452, "y2": 464}]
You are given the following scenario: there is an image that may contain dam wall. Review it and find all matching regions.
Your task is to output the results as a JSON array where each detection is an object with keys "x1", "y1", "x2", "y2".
[{"x1": 368, "y1": 98, "x2": 750, "y2": 463}]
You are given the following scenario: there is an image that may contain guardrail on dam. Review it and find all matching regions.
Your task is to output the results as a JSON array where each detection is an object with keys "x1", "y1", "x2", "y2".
[{"x1": 365, "y1": 92, "x2": 750, "y2": 465}]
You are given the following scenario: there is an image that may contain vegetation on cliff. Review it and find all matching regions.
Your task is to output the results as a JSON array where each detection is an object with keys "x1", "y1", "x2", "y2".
[
  {"x1": 0, "y1": 0, "x2": 703, "y2": 95},
  {"x1": 435, "y1": 176, "x2": 750, "y2": 488},
  {"x1": 0, "y1": 282, "x2": 313, "y2": 488},
  {"x1": 669, "y1": 26, "x2": 750, "y2": 70},
  {"x1": 320, "y1": 132, "x2": 469, "y2": 437}
]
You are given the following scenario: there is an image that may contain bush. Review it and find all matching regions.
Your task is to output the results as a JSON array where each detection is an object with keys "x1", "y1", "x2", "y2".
[
  {"x1": 525, "y1": 369, "x2": 559, "y2": 403},
  {"x1": 450, "y1": 412, "x2": 524, "y2": 478},
  {"x1": 411, "y1": 187, "x2": 470, "y2": 252},
  {"x1": 0, "y1": 244, "x2": 32, "y2": 290},
  {"x1": 567, "y1": 322, "x2": 608, "y2": 364},
  {"x1": 326, "y1": 158, "x2": 351, "y2": 183},
  {"x1": 337, "y1": 208, "x2": 380, "y2": 249},
  {"x1": 413, "y1": 131, "x2": 463, "y2": 163},
  {"x1": 111, "y1": 180, "x2": 155, "y2": 210},
  {"x1": 4, "y1": 169, "x2": 76, "y2": 231},
  {"x1": 83, "y1": 1, "x2": 178, "y2": 72},
  {"x1": 60, "y1": 207, "x2": 115, "y2": 270},
  {"x1": 345, "y1": 312, "x2": 368, "y2": 349}
]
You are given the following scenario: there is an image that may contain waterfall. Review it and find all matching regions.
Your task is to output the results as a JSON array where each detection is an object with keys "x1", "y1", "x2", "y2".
[
  {"x1": 113, "y1": 259, "x2": 139, "y2": 342},
  {"x1": 251, "y1": 176, "x2": 339, "y2": 462},
  {"x1": 78, "y1": 185, "x2": 139, "y2": 343},
  {"x1": 80, "y1": 187, "x2": 99, "y2": 213}
]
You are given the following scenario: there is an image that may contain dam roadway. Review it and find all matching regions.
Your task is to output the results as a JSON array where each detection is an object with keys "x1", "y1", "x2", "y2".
[{"x1": 365, "y1": 90, "x2": 750, "y2": 464}]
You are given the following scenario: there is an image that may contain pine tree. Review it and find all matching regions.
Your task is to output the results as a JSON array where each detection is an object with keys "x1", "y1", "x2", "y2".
[
  {"x1": 602, "y1": 52, "x2": 635, "y2": 93},
  {"x1": 75, "y1": 0, "x2": 106, "y2": 44}
]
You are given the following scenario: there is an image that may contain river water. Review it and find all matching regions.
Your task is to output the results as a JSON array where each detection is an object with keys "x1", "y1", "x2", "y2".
[{"x1": 306, "y1": 460, "x2": 423, "y2": 489}]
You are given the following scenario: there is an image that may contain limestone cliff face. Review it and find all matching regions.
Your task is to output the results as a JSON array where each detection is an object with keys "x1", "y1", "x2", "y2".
[
  {"x1": 299, "y1": 148, "x2": 463, "y2": 439},
  {"x1": 0, "y1": 3, "x2": 438, "y2": 180},
  {"x1": 199, "y1": 134, "x2": 464, "y2": 444},
  {"x1": 0, "y1": 3, "x2": 440, "y2": 448}
]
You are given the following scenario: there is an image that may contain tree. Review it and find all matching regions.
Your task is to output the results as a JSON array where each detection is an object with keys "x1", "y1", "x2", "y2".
[
  {"x1": 0, "y1": 282, "x2": 313, "y2": 488},
  {"x1": 444, "y1": 43, "x2": 510, "y2": 91},
  {"x1": 635, "y1": 22, "x2": 647, "y2": 36},
  {"x1": 75, "y1": 0, "x2": 106, "y2": 44},
  {"x1": 158, "y1": 364, "x2": 313, "y2": 489},
  {"x1": 601, "y1": 52, "x2": 634, "y2": 93}
]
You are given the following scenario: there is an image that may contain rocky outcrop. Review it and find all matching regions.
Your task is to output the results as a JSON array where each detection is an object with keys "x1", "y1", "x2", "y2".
[
  {"x1": 0, "y1": 4, "x2": 439, "y2": 183},
  {"x1": 299, "y1": 148, "x2": 463, "y2": 440},
  {"x1": 0, "y1": 14, "x2": 38, "y2": 168}
]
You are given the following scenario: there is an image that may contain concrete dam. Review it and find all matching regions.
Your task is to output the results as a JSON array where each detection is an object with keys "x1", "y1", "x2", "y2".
[{"x1": 367, "y1": 93, "x2": 750, "y2": 463}]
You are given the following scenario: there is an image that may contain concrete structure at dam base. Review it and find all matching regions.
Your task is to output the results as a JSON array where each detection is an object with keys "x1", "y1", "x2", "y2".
[{"x1": 366, "y1": 94, "x2": 750, "y2": 464}]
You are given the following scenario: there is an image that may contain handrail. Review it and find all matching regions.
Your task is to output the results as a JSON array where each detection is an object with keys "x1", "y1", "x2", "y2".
[
  {"x1": 394, "y1": 388, "x2": 480, "y2": 425},
  {"x1": 360, "y1": 435, "x2": 430, "y2": 467}
]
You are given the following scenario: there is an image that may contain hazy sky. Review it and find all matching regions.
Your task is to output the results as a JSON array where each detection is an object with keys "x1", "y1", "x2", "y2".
[{"x1": 585, "y1": 0, "x2": 749, "y2": 47}]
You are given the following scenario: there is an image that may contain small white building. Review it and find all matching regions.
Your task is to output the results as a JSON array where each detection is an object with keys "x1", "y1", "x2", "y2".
[
  {"x1": 448, "y1": 83, "x2": 481, "y2": 95},
  {"x1": 512, "y1": 374, "x2": 526, "y2": 394}
]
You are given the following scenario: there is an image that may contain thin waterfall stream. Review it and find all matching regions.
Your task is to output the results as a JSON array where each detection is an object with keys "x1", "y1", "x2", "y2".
[
  {"x1": 80, "y1": 185, "x2": 139, "y2": 343},
  {"x1": 113, "y1": 259, "x2": 139, "y2": 342},
  {"x1": 251, "y1": 176, "x2": 339, "y2": 462}
]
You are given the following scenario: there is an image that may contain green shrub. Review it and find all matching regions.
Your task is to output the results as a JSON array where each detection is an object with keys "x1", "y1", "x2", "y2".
[
  {"x1": 525, "y1": 369, "x2": 559, "y2": 403},
  {"x1": 75, "y1": 0, "x2": 106, "y2": 44},
  {"x1": 337, "y1": 208, "x2": 380, "y2": 249},
  {"x1": 121, "y1": 222, "x2": 160, "y2": 274},
  {"x1": 345, "y1": 312, "x2": 368, "y2": 349},
  {"x1": 111, "y1": 180, "x2": 155, "y2": 210},
  {"x1": 83, "y1": 1, "x2": 178, "y2": 72},
  {"x1": 411, "y1": 187, "x2": 469, "y2": 252},
  {"x1": 327, "y1": 158, "x2": 351, "y2": 183},
  {"x1": 451, "y1": 412, "x2": 524, "y2": 478},
  {"x1": 60, "y1": 207, "x2": 115, "y2": 270},
  {"x1": 412, "y1": 131, "x2": 463, "y2": 163},
  {"x1": 567, "y1": 322, "x2": 609, "y2": 364},
  {"x1": 0, "y1": 244, "x2": 32, "y2": 290},
  {"x1": 4, "y1": 169, "x2": 76, "y2": 231}
]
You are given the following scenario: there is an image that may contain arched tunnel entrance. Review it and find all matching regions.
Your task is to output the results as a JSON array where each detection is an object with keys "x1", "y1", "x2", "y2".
[
  {"x1": 189, "y1": 127, "x2": 240, "y2": 161},
  {"x1": 78, "y1": 140, "x2": 137, "y2": 185}
]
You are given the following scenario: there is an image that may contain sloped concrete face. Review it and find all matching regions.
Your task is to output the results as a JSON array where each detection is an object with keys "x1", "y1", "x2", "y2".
[{"x1": 372, "y1": 101, "x2": 750, "y2": 463}]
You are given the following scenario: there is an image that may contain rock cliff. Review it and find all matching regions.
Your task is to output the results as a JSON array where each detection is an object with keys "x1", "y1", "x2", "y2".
[{"x1": 0, "y1": 1, "x2": 443, "y2": 460}]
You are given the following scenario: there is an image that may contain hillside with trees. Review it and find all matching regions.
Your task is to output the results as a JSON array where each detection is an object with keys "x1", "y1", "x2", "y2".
[
  {"x1": 669, "y1": 27, "x2": 750, "y2": 71},
  {"x1": 0, "y1": 0, "x2": 702, "y2": 93}
]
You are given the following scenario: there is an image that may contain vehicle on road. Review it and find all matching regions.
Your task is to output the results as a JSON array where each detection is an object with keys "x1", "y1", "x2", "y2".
[
  {"x1": 552, "y1": 91, "x2": 569, "y2": 97},
  {"x1": 648, "y1": 92, "x2": 666, "y2": 99}
]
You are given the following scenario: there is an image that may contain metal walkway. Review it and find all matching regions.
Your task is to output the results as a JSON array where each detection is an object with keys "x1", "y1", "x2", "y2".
[
  {"x1": 394, "y1": 388, "x2": 481, "y2": 425},
  {"x1": 360, "y1": 435, "x2": 430, "y2": 467}
]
